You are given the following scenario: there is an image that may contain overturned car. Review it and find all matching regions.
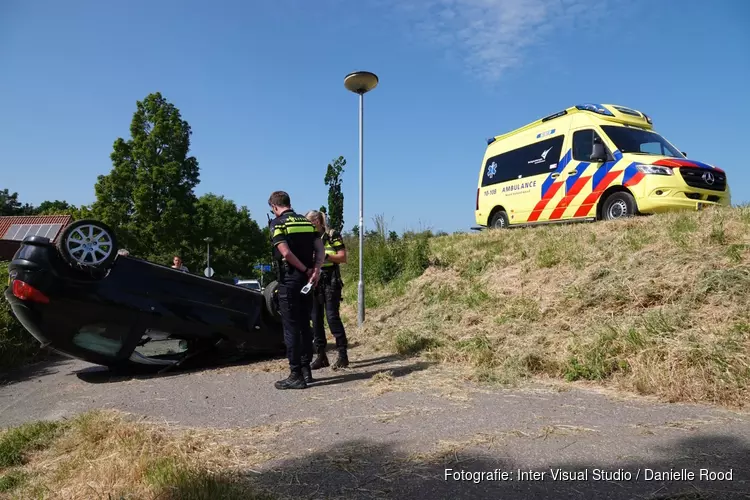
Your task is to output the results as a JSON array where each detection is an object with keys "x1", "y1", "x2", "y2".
[{"x1": 4, "y1": 219, "x2": 284, "y2": 372}]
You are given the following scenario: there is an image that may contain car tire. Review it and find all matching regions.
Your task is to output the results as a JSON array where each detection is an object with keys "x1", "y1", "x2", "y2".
[
  {"x1": 489, "y1": 210, "x2": 509, "y2": 229},
  {"x1": 601, "y1": 192, "x2": 637, "y2": 221},
  {"x1": 56, "y1": 219, "x2": 118, "y2": 272},
  {"x1": 263, "y1": 280, "x2": 281, "y2": 322}
]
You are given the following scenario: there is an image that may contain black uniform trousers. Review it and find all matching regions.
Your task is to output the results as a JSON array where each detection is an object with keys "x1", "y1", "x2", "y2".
[
  {"x1": 277, "y1": 267, "x2": 314, "y2": 374},
  {"x1": 312, "y1": 268, "x2": 348, "y2": 353}
]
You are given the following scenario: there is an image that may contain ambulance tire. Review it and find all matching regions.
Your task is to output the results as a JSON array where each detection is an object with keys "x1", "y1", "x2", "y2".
[
  {"x1": 489, "y1": 210, "x2": 509, "y2": 229},
  {"x1": 602, "y1": 192, "x2": 636, "y2": 220}
]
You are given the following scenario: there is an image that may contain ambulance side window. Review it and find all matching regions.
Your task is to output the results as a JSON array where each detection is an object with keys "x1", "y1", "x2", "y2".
[{"x1": 573, "y1": 130, "x2": 604, "y2": 162}]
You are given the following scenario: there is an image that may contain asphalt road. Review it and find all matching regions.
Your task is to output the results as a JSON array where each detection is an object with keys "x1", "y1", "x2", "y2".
[{"x1": 1, "y1": 352, "x2": 749, "y2": 500}]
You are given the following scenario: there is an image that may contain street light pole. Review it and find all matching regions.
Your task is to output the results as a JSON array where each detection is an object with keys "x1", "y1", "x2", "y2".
[
  {"x1": 204, "y1": 237, "x2": 213, "y2": 278},
  {"x1": 344, "y1": 71, "x2": 378, "y2": 328}
]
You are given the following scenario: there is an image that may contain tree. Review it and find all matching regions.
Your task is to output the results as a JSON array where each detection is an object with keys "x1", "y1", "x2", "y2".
[
  {"x1": 35, "y1": 200, "x2": 72, "y2": 215},
  {"x1": 189, "y1": 193, "x2": 266, "y2": 277},
  {"x1": 92, "y1": 92, "x2": 200, "y2": 262},
  {"x1": 351, "y1": 225, "x2": 359, "y2": 237},
  {"x1": 0, "y1": 189, "x2": 34, "y2": 216},
  {"x1": 0, "y1": 189, "x2": 21, "y2": 216},
  {"x1": 323, "y1": 156, "x2": 346, "y2": 233}
]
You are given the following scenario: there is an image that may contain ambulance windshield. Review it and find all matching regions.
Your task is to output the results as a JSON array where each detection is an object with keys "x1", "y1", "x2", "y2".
[{"x1": 601, "y1": 126, "x2": 684, "y2": 158}]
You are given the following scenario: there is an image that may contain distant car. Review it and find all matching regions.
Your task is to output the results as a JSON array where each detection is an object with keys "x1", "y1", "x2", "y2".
[
  {"x1": 4, "y1": 219, "x2": 284, "y2": 372},
  {"x1": 236, "y1": 279, "x2": 262, "y2": 292}
]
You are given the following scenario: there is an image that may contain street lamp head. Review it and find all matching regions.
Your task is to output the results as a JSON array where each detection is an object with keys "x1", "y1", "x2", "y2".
[
  {"x1": 344, "y1": 71, "x2": 378, "y2": 94},
  {"x1": 204, "y1": 237, "x2": 213, "y2": 243}
]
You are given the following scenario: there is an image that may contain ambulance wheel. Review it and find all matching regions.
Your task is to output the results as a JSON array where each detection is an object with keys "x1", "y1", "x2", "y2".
[
  {"x1": 602, "y1": 192, "x2": 636, "y2": 220},
  {"x1": 489, "y1": 210, "x2": 509, "y2": 229}
]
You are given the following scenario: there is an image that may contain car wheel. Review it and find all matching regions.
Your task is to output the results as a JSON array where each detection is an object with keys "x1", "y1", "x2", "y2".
[
  {"x1": 602, "y1": 192, "x2": 637, "y2": 221},
  {"x1": 489, "y1": 210, "x2": 509, "y2": 229},
  {"x1": 56, "y1": 219, "x2": 118, "y2": 272},
  {"x1": 263, "y1": 280, "x2": 281, "y2": 321}
]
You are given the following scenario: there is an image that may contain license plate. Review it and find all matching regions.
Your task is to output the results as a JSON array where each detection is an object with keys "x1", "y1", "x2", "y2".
[{"x1": 696, "y1": 203, "x2": 704, "y2": 211}]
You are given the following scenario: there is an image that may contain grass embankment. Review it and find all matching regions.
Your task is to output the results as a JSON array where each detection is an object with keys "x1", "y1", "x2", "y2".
[
  {"x1": 0, "y1": 410, "x2": 273, "y2": 499},
  {"x1": 341, "y1": 206, "x2": 750, "y2": 408}
]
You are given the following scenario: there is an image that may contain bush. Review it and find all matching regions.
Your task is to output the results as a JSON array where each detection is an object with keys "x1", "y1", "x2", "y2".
[
  {"x1": 0, "y1": 261, "x2": 43, "y2": 370},
  {"x1": 342, "y1": 223, "x2": 432, "y2": 289}
]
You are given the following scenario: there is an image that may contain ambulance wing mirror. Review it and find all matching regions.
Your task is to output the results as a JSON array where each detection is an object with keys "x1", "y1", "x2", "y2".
[
  {"x1": 682, "y1": 151, "x2": 688, "y2": 157},
  {"x1": 590, "y1": 142, "x2": 607, "y2": 162}
]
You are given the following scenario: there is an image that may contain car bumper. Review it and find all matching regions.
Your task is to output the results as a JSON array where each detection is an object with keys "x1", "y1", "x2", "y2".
[
  {"x1": 629, "y1": 173, "x2": 729, "y2": 214},
  {"x1": 4, "y1": 287, "x2": 52, "y2": 347}
]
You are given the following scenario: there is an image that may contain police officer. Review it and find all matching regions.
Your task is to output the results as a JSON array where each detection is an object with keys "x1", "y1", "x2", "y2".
[
  {"x1": 268, "y1": 191, "x2": 325, "y2": 389},
  {"x1": 305, "y1": 210, "x2": 349, "y2": 370}
]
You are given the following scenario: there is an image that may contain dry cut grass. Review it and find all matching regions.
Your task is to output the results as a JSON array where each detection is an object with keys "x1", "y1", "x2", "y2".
[
  {"x1": 343, "y1": 206, "x2": 750, "y2": 408},
  {"x1": 0, "y1": 410, "x2": 280, "y2": 500}
]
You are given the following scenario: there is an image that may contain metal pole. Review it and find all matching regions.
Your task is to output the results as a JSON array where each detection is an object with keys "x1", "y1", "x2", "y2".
[
  {"x1": 357, "y1": 91, "x2": 365, "y2": 327},
  {"x1": 207, "y1": 242, "x2": 210, "y2": 277}
]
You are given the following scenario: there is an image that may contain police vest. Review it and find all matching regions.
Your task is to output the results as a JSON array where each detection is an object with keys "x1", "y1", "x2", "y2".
[{"x1": 322, "y1": 230, "x2": 345, "y2": 269}]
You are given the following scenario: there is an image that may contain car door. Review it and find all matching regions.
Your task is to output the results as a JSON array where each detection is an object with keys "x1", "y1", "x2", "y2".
[{"x1": 547, "y1": 128, "x2": 608, "y2": 220}]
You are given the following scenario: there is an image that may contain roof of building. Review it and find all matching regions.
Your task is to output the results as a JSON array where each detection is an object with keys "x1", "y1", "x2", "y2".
[{"x1": 0, "y1": 215, "x2": 73, "y2": 243}]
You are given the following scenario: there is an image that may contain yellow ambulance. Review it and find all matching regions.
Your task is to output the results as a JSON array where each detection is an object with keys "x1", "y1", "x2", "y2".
[{"x1": 475, "y1": 103, "x2": 730, "y2": 229}]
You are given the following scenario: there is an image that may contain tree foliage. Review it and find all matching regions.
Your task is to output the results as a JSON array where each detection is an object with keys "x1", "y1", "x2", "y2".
[
  {"x1": 0, "y1": 189, "x2": 34, "y2": 216},
  {"x1": 92, "y1": 92, "x2": 200, "y2": 263},
  {"x1": 0, "y1": 190, "x2": 87, "y2": 219},
  {"x1": 34, "y1": 200, "x2": 72, "y2": 215},
  {"x1": 324, "y1": 156, "x2": 346, "y2": 233},
  {"x1": 188, "y1": 193, "x2": 266, "y2": 277}
]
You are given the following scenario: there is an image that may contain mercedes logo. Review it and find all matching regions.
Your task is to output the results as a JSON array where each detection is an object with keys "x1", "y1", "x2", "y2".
[{"x1": 702, "y1": 171, "x2": 715, "y2": 185}]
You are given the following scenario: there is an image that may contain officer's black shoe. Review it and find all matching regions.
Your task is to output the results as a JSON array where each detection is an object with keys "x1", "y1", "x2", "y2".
[
  {"x1": 331, "y1": 350, "x2": 349, "y2": 370},
  {"x1": 301, "y1": 365, "x2": 315, "y2": 384},
  {"x1": 274, "y1": 372, "x2": 307, "y2": 390},
  {"x1": 310, "y1": 352, "x2": 330, "y2": 370}
]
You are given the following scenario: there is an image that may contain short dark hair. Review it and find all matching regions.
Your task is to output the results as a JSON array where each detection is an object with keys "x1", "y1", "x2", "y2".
[{"x1": 268, "y1": 191, "x2": 291, "y2": 207}]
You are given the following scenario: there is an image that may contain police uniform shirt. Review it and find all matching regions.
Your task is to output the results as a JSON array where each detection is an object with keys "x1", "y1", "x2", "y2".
[
  {"x1": 322, "y1": 230, "x2": 345, "y2": 269},
  {"x1": 269, "y1": 209, "x2": 317, "y2": 270}
]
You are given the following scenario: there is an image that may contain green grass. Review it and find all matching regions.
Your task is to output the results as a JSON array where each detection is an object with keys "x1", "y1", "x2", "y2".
[
  {"x1": 0, "y1": 469, "x2": 28, "y2": 493},
  {"x1": 393, "y1": 329, "x2": 441, "y2": 356},
  {"x1": 145, "y1": 457, "x2": 271, "y2": 500},
  {"x1": 0, "y1": 420, "x2": 65, "y2": 467},
  {"x1": 668, "y1": 213, "x2": 698, "y2": 246}
]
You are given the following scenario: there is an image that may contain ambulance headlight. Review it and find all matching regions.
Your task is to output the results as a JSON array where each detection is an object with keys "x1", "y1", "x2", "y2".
[{"x1": 636, "y1": 164, "x2": 673, "y2": 176}]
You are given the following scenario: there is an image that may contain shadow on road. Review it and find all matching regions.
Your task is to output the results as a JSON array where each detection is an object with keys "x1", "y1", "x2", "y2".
[
  {"x1": 236, "y1": 433, "x2": 749, "y2": 499},
  {"x1": 73, "y1": 350, "x2": 287, "y2": 384},
  {"x1": 0, "y1": 353, "x2": 70, "y2": 387},
  {"x1": 346, "y1": 354, "x2": 406, "y2": 370},
  {"x1": 308, "y1": 361, "x2": 434, "y2": 388},
  {"x1": 73, "y1": 352, "x2": 419, "y2": 387}
]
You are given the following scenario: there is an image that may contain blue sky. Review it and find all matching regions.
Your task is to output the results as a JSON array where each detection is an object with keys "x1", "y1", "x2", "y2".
[{"x1": 1, "y1": 0, "x2": 748, "y2": 234}]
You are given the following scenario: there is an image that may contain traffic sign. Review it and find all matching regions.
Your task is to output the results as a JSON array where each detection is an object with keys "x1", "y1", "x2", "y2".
[
  {"x1": 254, "y1": 264, "x2": 272, "y2": 272},
  {"x1": 204, "y1": 267, "x2": 215, "y2": 278}
]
